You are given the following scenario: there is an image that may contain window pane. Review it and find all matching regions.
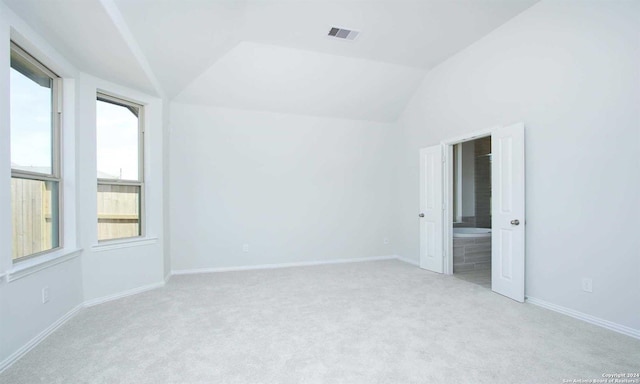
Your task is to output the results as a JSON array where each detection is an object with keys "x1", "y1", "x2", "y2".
[
  {"x1": 11, "y1": 178, "x2": 59, "y2": 260},
  {"x1": 10, "y1": 54, "x2": 54, "y2": 174},
  {"x1": 96, "y1": 99, "x2": 139, "y2": 181},
  {"x1": 97, "y1": 184, "x2": 141, "y2": 241}
]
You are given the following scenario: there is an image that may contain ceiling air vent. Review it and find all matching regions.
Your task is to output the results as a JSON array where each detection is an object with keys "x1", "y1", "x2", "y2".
[{"x1": 328, "y1": 27, "x2": 359, "y2": 41}]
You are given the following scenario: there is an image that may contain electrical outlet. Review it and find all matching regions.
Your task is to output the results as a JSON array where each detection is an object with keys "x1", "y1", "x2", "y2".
[
  {"x1": 581, "y1": 278, "x2": 593, "y2": 293},
  {"x1": 42, "y1": 287, "x2": 50, "y2": 303},
  {"x1": 383, "y1": 238, "x2": 389, "y2": 245},
  {"x1": 242, "y1": 244, "x2": 249, "y2": 253}
]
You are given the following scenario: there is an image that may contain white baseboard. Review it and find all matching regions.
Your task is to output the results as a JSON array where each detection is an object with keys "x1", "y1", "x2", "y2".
[
  {"x1": 172, "y1": 255, "x2": 398, "y2": 275},
  {"x1": 396, "y1": 255, "x2": 420, "y2": 266},
  {"x1": 526, "y1": 296, "x2": 640, "y2": 340},
  {"x1": 0, "y1": 304, "x2": 83, "y2": 374},
  {"x1": 84, "y1": 281, "x2": 165, "y2": 308}
]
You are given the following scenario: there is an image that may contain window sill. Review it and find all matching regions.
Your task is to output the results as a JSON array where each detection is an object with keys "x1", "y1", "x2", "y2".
[
  {"x1": 91, "y1": 237, "x2": 158, "y2": 253},
  {"x1": 6, "y1": 248, "x2": 83, "y2": 283}
]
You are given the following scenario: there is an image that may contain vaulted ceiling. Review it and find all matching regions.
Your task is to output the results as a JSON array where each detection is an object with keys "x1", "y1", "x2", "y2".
[{"x1": 3, "y1": 0, "x2": 538, "y2": 122}]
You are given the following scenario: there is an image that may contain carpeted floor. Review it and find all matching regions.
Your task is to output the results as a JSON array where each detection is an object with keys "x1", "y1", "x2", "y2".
[{"x1": 1, "y1": 260, "x2": 638, "y2": 384}]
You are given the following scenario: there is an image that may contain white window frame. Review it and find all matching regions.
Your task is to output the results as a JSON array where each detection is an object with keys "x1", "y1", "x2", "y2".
[
  {"x1": 96, "y1": 92, "x2": 145, "y2": 242},
  {"x1": 10, "y1": 41, "x2": 63, "y2": 263}
]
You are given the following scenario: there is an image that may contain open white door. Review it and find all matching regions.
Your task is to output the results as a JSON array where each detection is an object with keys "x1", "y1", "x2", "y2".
[
  {"x1": 491, "y1": 123, "x2": 525, "y2": 302},
  {"x1": 419, "y1": 145, "x2": 444, "y2": 273}
]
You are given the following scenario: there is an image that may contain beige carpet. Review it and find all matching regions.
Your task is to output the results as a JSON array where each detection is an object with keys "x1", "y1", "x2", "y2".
[{"x1": 1, "y1": 260, "x2": 638, "y2": 383}]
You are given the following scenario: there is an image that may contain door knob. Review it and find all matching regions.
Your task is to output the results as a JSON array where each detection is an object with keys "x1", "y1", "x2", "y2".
[
  {"x1": 419, "y1": 213, "x2": 425, "y2": 218},
  {"x1": 510, "y1": 219, "x2": 520, "y2": 225}
]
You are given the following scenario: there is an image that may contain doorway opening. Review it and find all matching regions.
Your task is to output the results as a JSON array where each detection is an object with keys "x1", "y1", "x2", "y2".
[
  {"x1": 450, "y1": 136, "x2": 492, "y2": 289},
  {"x1": 419, "y1": 123, "x2": 525, "y2": 302}
]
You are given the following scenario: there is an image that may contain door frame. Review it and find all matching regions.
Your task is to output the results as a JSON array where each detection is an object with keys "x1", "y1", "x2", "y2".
[{"x1": 441, "y1": 127, "x2": 496, "y2": 275}]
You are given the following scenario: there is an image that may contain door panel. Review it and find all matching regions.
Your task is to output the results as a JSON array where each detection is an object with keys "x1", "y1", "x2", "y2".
[
  {"x1": 491, "y1": 123, "x2": 525, "y2": 302},
  {"x1": 420, "y1": 145, "x2": 443, "y2": 273}
]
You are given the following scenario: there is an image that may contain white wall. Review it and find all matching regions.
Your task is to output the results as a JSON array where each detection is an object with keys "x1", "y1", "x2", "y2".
[
  {"x1": 170, "y1": 103, "x2": 397, "y2": 271},
  {"x1": 396, "y1": 0, "x2": 640, "y2": 331},
  {"x1": 76, "y1": 73, "x2": 165, "y2": 302}
]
